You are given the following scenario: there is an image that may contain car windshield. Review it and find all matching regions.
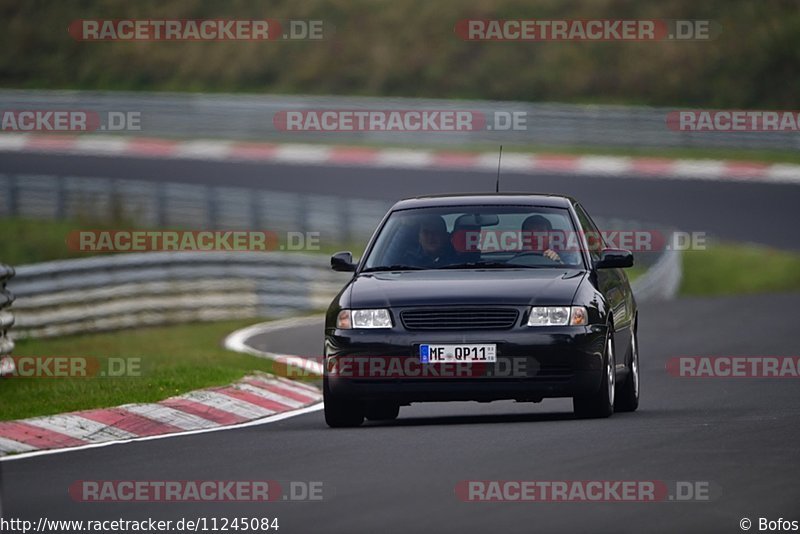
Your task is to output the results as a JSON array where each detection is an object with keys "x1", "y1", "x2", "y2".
[{"x1": 361, "y1": 205, "x2": 586, "y2": 271}]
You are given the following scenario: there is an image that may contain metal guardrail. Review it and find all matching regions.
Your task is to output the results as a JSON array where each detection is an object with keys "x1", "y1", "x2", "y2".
[
  {"x1": 631, "y1": 245, "x2": 682, "y2": 303},
  {"x1": 9, "y1": 252, "x2": 348, "y2": 339},
  {"x1": 0, "y1": 174, "x2": 392, "y2": 245},
  {"x1": 0, "y1": 89, "x2": 796, "y2": 151},
  {"x1": 0, "y1": 264, "x2": 15, "y2": 375}
]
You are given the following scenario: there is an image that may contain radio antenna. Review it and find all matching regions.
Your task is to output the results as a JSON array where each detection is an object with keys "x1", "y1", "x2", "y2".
[{"x1": 495, "y1": 145, "x2": 503, "y2": 193}]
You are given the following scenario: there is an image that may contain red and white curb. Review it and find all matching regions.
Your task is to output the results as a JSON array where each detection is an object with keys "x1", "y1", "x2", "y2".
[
  {"x1": 1, "y1": 133, "x2": 799, "y2": 185},
  {"x1": 0, "y1": 373, "x2": 321, "y2": 458}
]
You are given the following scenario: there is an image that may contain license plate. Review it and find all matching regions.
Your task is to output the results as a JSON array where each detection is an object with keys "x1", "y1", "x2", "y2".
[{"x1": 419, "y1": 344, "x2": 497, "y2": 363}]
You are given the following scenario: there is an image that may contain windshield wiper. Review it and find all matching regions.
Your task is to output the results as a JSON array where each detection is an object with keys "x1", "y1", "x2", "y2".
[{"x1": 361, "y1": 264, "x2": 426, "y2": 273}]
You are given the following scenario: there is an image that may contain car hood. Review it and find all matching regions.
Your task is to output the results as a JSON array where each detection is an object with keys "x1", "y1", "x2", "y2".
[{"x1": 347, "y1": 269, "x2": 586, "y2": 308}]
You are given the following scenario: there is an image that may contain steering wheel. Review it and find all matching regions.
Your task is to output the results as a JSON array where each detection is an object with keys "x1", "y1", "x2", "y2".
[{"x1": 508, "y1": 250, "x2": 562, "y2": 264}]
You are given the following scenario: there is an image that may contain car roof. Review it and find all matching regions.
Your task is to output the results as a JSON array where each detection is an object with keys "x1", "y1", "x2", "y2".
[{"x1": 391, "y1": 193, "x2": 576, "y2": 210}]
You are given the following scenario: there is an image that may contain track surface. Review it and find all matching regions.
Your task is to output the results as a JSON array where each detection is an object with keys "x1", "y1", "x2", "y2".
[
  {"x1": 3, "y1": 293, "x2": 800, "y2": 533},
  {"x1": 3, "y1": 153, "x2": 800, "y2": 249},
  {"x1": 2, "y1": 153, "x2": 800, "y2": 533}
]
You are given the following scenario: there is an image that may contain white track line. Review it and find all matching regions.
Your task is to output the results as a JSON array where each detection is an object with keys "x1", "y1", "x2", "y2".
[
  {"x1": 577, "y1": 156, "x2": 632, "y2": 175},
  {"x1": 72, "y1": 137, "x2": 130, "y2": 155},
  {"x1": 375, "y1": 149, "x2": 434, "y2": 168},
  {"x1": 767, "y1": 164, "x2": 800, "y2": 184},
  {"x1": 273, "y1": 144, "x2": 332, "y2": 164},
  {"x1": 173, "y1": 140, "x2": 232, "y2": 160},
  {"x1": 223, "y1": 315, "x2": 325, "y2": 376},
  {"x1": 0, "y1": 133, "x2": 30, "y2": 150}
]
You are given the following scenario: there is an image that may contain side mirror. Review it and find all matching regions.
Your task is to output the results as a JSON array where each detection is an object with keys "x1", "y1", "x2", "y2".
[
  {"x1": 331, "y1": 251, "x2": 357, "y2": 272},
  {"x1": 596, "y1": 248, "x2": 634, "y2": 269}
]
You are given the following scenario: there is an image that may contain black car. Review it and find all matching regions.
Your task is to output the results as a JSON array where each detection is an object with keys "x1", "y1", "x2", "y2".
[{"x1": 324, "y1": 194, "x2": 639, "y2": 427}]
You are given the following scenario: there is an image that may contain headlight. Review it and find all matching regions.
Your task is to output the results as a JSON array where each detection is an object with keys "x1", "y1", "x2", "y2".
[
  {"x1": 337, "y1": 309, "x2": 393, "y2": 329},
  {"x1": 527, "y1": 306, "x2": 588, "y2": 326}
]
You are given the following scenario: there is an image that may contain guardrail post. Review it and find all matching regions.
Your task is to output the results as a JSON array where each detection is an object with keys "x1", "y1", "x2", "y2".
[
  {"x1": 7, "y1": 175, "x2": 18, "y2": 217},
  {"x1": 206, "y1": 185, "x2": 218, "y2": 228},
  {"x1": 339, "y1": 198, "x2": 352, "y2": 245},
  {"x1": 157, "y1": 181, "x2": 168, "y2": 227},
  {"x1": 251, "y1": 191, "x2": 264, "y2": 230},
  {"x1": 56, "y1": 175, "x2": 66, "y2": 219},
  {"x1": 0, "y1": 264, "x2": 16, "y2": 377},
  {"x1": 108, "y1": 178, "x2": 119, "y2": 221},
  {"x1": 296, "y1": 194, "x2": 308, "y2": 235}
]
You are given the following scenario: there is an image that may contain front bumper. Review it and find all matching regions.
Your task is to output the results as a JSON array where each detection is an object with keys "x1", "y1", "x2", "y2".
[{"x1": 324, "y1": 324, "x2": 608, "y2": 403}]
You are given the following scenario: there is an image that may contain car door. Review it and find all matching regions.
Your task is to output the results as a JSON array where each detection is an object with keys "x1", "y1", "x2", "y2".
[{"x1": 573, "y1": 203, "x2": 633, "y2": 362}]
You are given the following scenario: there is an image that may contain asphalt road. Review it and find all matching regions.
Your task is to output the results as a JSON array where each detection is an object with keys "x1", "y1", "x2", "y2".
[
  {"x1": 3, "y1": 293, "x2": 800, "y2": 533},
  {"x1": 3, "y1": 152, "x2": 800, "y2": 250}
]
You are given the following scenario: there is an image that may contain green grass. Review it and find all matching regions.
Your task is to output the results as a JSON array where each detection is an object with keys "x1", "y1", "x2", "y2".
[
  {"x1": 0, "y1": 218, "x2": 121, "y2": 265},
  {"x1": 625, "y1": 265, "x2": 645, "y2": 283},
  {"x1": 0, "y1": 319, "x2": 282, "y2": 421},
  {"x1": 680, "y1": 243, "x2": 800, "y2": 296},
  {"x1": 0, "y1": 217, "x2": 365, "y2": 266}
]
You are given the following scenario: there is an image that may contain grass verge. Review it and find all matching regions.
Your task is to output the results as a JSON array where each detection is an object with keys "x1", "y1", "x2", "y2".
[
  {"x1": 680, "y1": 243, "x2": 800, "y2": 296},
  {"x1": 0, "y1": 217, "x2": 367, "y2": 265},
  {"x1": 0, "y1": 319, "x2": 278, "y2": 421},
  {"x1": 0, "y1": 218, "x2": 119, "y2": 265}
]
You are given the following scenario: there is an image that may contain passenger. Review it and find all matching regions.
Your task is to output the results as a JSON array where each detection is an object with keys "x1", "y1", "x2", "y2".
[{"x1": 402, "y1": 215, "x2": 461, "y2": 267}]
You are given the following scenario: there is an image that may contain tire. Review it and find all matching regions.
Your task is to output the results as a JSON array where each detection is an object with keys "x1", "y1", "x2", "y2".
[
  {"x1": 573, "y1": 332, "x2": 615, "y2": 419},
  {"x1": 364, "y1": 402, "x2": 400, "y2": 421},
  {"x1": 615, "y1": 317, "x2": 640, "y2": 412},
  {"x1": 323, "y1": 375, "x2": 364, "y2": 428}
]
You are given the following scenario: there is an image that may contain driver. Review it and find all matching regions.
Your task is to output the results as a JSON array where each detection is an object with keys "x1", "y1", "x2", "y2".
[
  {"x1": 520, "y1": 215, "x2": 577, "y2": 264},
  {"x1": 401, "y1": 215, "x2": 461, "y2": 268}
]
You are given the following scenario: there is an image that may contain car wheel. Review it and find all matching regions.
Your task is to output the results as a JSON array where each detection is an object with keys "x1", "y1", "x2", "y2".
[
  {"x1": 364, "y1": 402, "x2": 400, "y2": 421},
  {"x1": 573, "y1": 333, "x2": 615, "y2": 419},
  {"x1": 323, "y1": 375, "x2": 364, "y2": 428},
  {"x1": 615, "y1": 317, "x2": 640, "y2": 412}
]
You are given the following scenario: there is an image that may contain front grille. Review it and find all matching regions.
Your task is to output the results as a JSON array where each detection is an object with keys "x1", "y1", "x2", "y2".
[{"x1": 400, "y1": 308, "x2": 519, "y2": 330}]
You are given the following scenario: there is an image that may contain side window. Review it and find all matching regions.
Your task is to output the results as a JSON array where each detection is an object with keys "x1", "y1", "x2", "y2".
[{"x1": 574, "y1": 204, "x2": 604, "y2": 262}]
